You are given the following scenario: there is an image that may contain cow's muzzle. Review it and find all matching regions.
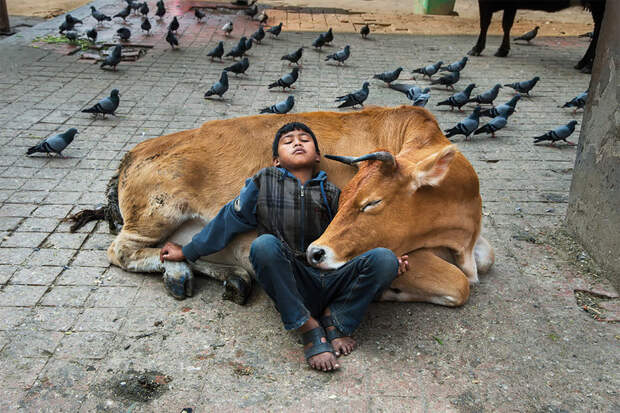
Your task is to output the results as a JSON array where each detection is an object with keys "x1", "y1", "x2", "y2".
[{"x1": 307, "y1": 244, "x2": 345, "y2": 270}]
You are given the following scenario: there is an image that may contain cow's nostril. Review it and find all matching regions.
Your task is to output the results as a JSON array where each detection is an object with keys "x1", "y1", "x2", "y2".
[{"x1": 311, "y1": 248, "x2": 326, "y2": 264}]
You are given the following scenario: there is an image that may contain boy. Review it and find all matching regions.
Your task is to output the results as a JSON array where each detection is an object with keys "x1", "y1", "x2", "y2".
[{"x1": 160, "y1": 122, "x2": 408, "y2": 372}]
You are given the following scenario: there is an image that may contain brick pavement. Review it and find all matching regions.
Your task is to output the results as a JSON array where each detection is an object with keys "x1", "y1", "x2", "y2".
[{"x1": 0, "y1": 2, "x2": 618, "y2": 412}]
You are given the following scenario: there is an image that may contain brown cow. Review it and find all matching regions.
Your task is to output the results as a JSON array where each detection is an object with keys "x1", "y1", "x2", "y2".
[{"x1": 70, "y1": 105, "x2": 494, "y2": 305}]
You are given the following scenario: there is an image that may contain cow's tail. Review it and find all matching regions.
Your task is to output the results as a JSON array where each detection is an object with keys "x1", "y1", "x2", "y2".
[{"x1": 66, "y1": 157, "x2": 126, "y2": 234}]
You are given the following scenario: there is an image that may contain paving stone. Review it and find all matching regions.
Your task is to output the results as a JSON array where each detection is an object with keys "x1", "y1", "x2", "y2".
[
  {"x1": 1, "y1": 232, "x2": 48, "y2": 248},
  {"x1": 72, "y1": 250, "x2": 110, "y2": 267},
  {"x1": 10, "y1": 266, "x2": 63, "y2": 285},
  {"x1": 74, "y1": 307, "x2": 127, "y2": 332},
  {"x1": 2, "y1": 329, "x2": 64, "y2": 358},
  {"x1": 0, "y1": 307, "x2": 32, "y2": 330},
  {"x1": 0, "y1": 247, "x2": 32, "y2": 265},
  {"x1": 0, "y1": 285, "x2": 47, "y2": 306},
  {"x1": 85, "y1": 286, "x2": 138, "y2": 308},
  {"x1": 0, "y1": 265, "x2": 18, "y2": 284},
  {"x1": 56, "y1": 266, "x2": 105, "y2": 286},
  {"x1": 0, "y1": 356, "x2": 48, "y2": 388},
  {"x1": 22, "y1": 306, "x2": 81, "y2": 332},
  {"x1": 40, "y1": 286, "x2": 93, "y2": 307},
  {"x1": 55, "y1": 332, "x2": 115, "y2": 360},
  {"x1": 44, "y1": 232, "x2": 89, "y2": 250},
  {"x1": 27, "y1": 248, "x2": 75, "y2": 267}
]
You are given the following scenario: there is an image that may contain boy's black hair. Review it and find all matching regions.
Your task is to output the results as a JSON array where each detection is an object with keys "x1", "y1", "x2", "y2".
[{"x1": 272, "y1": 122, "x2": 320, "y2": 157}]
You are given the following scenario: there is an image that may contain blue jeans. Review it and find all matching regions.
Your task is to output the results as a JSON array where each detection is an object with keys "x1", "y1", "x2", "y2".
[{"x1": 249, "y1": 234, "x2": 399, "y2": 335}]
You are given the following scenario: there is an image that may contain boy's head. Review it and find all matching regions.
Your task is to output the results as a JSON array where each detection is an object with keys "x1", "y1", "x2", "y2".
[{"x1": 272, "y1": 122, "x2": 321, "y2": 170}]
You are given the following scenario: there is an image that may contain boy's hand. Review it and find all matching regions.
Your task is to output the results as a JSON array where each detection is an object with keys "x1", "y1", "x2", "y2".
[
  {"x1": 160, "y1": 242, "x2": 185, "y2": 263},
  {"x1": 397, "y1": 254, "x2": 409, "y2": 276}
]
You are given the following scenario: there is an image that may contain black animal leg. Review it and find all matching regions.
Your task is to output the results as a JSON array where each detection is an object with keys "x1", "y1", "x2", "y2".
[
  {"x1": 495, "y1": 7, "x2": 516, "y2": 57},
  {"x1": 469, "y1": 3, "x2": 492, "y2": 56}
]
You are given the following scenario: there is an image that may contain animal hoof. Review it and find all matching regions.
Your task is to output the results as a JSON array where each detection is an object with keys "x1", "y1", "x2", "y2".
[
  {"x1": 162, "y1": 263, "x2": 194, "y2": 299},
  {"x1": 222, "y1": 274, "x2": 251, "y2": 305},
  {"x1": 494, "y1": 48, "x2": 509, "y2": 57},
  {"x1": 467, "y1": 47, "x2": 481, "y2": 57}
]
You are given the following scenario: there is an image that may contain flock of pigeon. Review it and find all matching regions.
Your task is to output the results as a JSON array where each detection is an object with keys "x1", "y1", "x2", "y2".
[{"x1": 27, "y1": 1, "x2": 589, "y2": 157}]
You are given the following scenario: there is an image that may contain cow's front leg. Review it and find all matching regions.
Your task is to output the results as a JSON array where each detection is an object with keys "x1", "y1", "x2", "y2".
[
  {"x1": 495, "y1": 8, "x2": 516, "y2": 57},
  {"x1": 575, "y1": 3, "x2": 604, "y2": 72},
  {"x1": 378, "y1": 249, "x2": 470, "y2": 307},
  {"x1": 468, "y1": 4, "x2": 493, "y2": 56}
]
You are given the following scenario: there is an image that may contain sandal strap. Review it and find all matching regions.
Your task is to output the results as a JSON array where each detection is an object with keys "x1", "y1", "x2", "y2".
[
  {"x1": 302, "y1": 326, "x2": 334, "y2": 360},
  {"x1": 320, "y1": 315, "x2": 344, "y2": 341}
]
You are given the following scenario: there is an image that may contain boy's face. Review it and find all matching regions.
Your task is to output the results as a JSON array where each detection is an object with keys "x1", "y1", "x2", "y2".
[{"x1": 274, "y1": 129, "x2": 320, "y2": 170}]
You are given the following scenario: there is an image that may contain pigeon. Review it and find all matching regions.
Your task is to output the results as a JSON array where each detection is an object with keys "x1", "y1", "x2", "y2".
[
  {"x1": 225, "y1": 57, "x2": 249, "y2": 76},
  {"x1": 281, "y1": 47, "x2": 303, "y2": 66},
  {"x1": 325, "y1": 45, "x2": 350, "y2": 65},
  {"x1": 312, "y1": 33, "x2": 326, "y2": 50},
  {"x1": 113, "y1": 6, "x2": 131, "y2": 22},
  {"x1": 82, "y1": 89, "x2": 120, "y2": 118},
  {"x1": 244, "y1": 38, "x2": 253, "y2": 54},
  {"x1": 360, "y1": 24, "x2": 370, "y2": 39},
  {"x1": 65, "y1": 31, "x2": 79, "y2": 43},
  {"x1": 389, "y1": 84, "x2": 429, "y2": 104},
  {"x1": 100, "y1": 45, "x2": 122, "y2": 71},
  {"x1": 257, "y1": 11, "x2": 268, "y2": 25},
  {"x1": 207, "y1": 41, "x2": 225, "y2": 61},
  {"x1": 27, "y1": 128, "x2": 78, "y2": 157},
  {"x1": 562, "y1": 90, "x2": 588, "y2": 113},
  {"x1": 251, "y1": 25, "x2": 265, "y2": 44},
  {"x1": 90, "y1": 6, "x2": 111, "y2": 25},
  {"x1": 268, "y1": 67, "x2": 299, "y2": 91},
  {"x1": 204, "y1": 71, "x2": 229, "y2": 99},
  {"x1": 436, "y1": 83, "x2": 476, "y2": 111},
  {"x1": 430, "y1": 70, "x2": 460, "y2": 90},
  {"x1": 335, "y1": 82, "x2": 370, "y2": 108},
  {"x1": 260, "y1": 95, "x2": 295, "y2": 114},
  {"x1": 155, "y1": 1, "x2": 166, "y2": 19},
  {"x1": 514, "y1": 26, "x2": 539, "y2": 43},
  {"x1": 244, "y1": 4, "x2": 258, "y2": 19},
  {"x1": 86, "y1": 28, "x2": 98, "y2": 42},
  {"x1": 504, "y1": 77, "x2": 540, "y2": 95},
  {"x1": 116, "y1": 28, "x2": 131, "y2": 42},
  {"x1": 413, "y1": 90, "x2": 430, "y2": 107},
  {"x1": 139, "y1": 2, "x2": 149, "y2": 16},
  {"x1": 480, "y1": 95, "x2": 521, "y2": 118},
  {"x1": 166, "y1": 30, "x2": 179, "y2": 48},
  {"x1": 225, "y1": 37, "x2": 247, "y2": 59},
  {"x1": 323, "y1": 28, "x2": 334, "y2": 44},
  {"x1": 439, "y1": 56, "x2": 468, "y2": 73},
  {"x1": 168, "y1": 16, "x2": 180, "y2": 33},
  {"x1": 444, "y1": 106, "x2": 481, "y2": 140},
  {"x1": 222, "y1": 21, "x2": 233, "y2": 36},
  {"x1": 412, "y1": 61, "x2": 443, "y2": 79},
  {"x1": 474, "y1": 115, "x2": 507, "y2": 138},
  {"x1": 66, "y1": 14, "x2": 83, "y2": 26},
  {"x1": 267, "y1": 22, "x2": 283, "y2": 38},
  {"x1": 130, "y1": 1, "x2": 143, "y2": 14},
  {"x1": 467, "y1": 84, "x2": 502, "y2": 105},
  {"x1": 373, "y1": 67, "x2": 403, "y2": 86},
  {"x1": 59, "y1": 15, "x2": 81, "y2": 33},
  {"x1": 141, "y1": 17, "x2": 152, "y2": 34},
  {"x1": 195, "y1": 8, "x2": 206, "y2": 21},
  {"x1": 533, "y1": 120, "x2": 578, "y2": 146}
]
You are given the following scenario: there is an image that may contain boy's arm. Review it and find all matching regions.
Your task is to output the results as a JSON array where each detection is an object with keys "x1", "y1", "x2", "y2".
[{"x1": 180, "y1": 178, "x2": 259, "y2": 262}]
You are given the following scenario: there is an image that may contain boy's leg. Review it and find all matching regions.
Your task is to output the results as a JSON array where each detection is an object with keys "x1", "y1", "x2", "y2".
[{"x1": 249, "y1": 234, "x2": 339, "y2": 371}]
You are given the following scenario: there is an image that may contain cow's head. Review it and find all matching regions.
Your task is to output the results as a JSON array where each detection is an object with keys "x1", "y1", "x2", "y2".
[{"x1": 307, "y1": 144, "x2": 478, "y2": 270}]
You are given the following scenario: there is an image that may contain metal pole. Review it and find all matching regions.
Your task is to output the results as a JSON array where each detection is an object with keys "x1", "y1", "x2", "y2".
[{"x1": 0, "y1": 0, "x2": 10, "y2": 34}]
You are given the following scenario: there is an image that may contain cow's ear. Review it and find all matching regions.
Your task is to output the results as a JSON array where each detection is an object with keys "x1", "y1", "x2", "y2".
[{"x1": 411, "y1": 145, "x2": 457, "y2": 188}]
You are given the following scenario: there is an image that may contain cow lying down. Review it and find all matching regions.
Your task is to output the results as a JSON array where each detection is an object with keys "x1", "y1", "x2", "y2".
[{"x1": 70, "y1": 105, "x2": 495, "y2": 306}]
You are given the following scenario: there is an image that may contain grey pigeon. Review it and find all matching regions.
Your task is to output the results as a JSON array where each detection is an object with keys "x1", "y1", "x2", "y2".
[
  {"x1": 413, "y1": 90, "x2": 430, "y2": 107},
  {"x1": 225, "y1": 37, "x2": 247, "y2": 59},
  {"x1": 430, "y1": 70, "x2": 460, "y2": 90},
  {"x1": 323, "y1": 28, "x2": 334, "y2": 44},
  {"x1": 130, "y1": 1, "x2": 143, "y2": 14},
  {"x1": 474, "y1": 115, "x2": 507, "y2": 138},
  {"x1": 207, "y1": 41, "x2": 224, "y2": 61},
  {"x1": 165, "y1": 30, "x2": 179, "y2": 48},
  {"x1": 82, "y1": 89, "x2": 120, "y2": 118},
  {"x1": 360, "y1": 24, "x2": 370, "y2": 39},
  {"x1": 504, "y1": 76, "x2": 539, "y2": 95},
  {"x1": 139, "y1": 2, "x2": 149, "y2": 16},
  {"x1": 100, "y1": 45, "x2": 122, "y2": 71},
  {"x1": 267, "y1": 22, "x2": 282, "y2": 37},
  {"x1": 195, "y1": 8, "x2": 206, "y2": 21},
  {"x1": 325, "y1": 45, "x2": 350, "y2": 65},
  {"x1": 436, "y1": 83, "x2": 476, "y2": 111},
  {"x1": 480, "y1": 95, "x2": 521, "y2": 118},
  {"x1": 281, "y1": 47, "x2": 303, "y2": 66},
  {"x1": 90, "y1": 6, "x2": 111, "y2": 25},
  {"x1": 533, "y1": 120, "x2": 578, "y2": 146},
  {"x1": 225, "y1": 57, "x2": 249, "y2": 76},
  {"x1": 373, "y1": 67, "x2": 403, "y2": 86},
  {"x1": 204, "y1": 71, "x2": 229, "y2": 99},
  {"x1": 439, "y1": 56, "x2": 468, "y2": 72},
  {"x1": 27, "y1": 128, "x2": 78, "y2": 157},
  {"x1": 244, "y1": 4, "x2": 258, "y2": 19},
  {"x1": 335, "y1": 81, "x2": 370, "y2": 108},
  {"x1": 562, "y1": 90, "x2": 588, "y2": 113},
  {"x1": 444, "y1": 106, "x2": 481, "y2": 140},
  {"x1": 113, "y1": 6, "x2": 131, "y2": 22},
  {"x1": 86, "y1": 28, "x2": 97, "y2": 42},
  {"x1": 467, "y1": 84, "x2": 502, "y2": 105},
  {"x1": 66, "y1": 14, "x2": 83, "y2": 26},
  {"x1": 412, "y1": 61, "x2": 443, "y2": 79},
  {"x1": 116, "y1": 27, "x2": 131, "y2": 42},
  {"x1": 155, "y1": 1, "x2": 166, "y2": 19},
  {"x1": 65, "y1": 31, "x2": 78, "y2": 43},
  {"x1": 312, "y1": 33, "x2": 326, "y2": 50},
  {"x1": 514, "y1": 26, "x2": 539, "y2": 43},
  {"x1": 222, "y1": 21, "x2": 233, "y2": 36},
  {"x1": 251, "y1": 25, "x2": 265, "y2": 44},
  {"x1": 59, "y1": 15, "x2": 81, "y2": 33},
  {"x1": 260, "y1": 95, "x2": 295, "y2": 114},
  {"x1": 168, "y1": 16, "x2": 179, "y2": 33},
  {"x1": 141, "y1": 17, "x2": 151, "y2": 34},
  {"x1": 244, "y1": 38, "x2": 253, "y2": 54},
  {"x1": 268, "y1": 67, "x2": 299, "y2": 90},
  {"x1": 389, "y1": 83, "x2": 429, "y2": 104},
  {"x1": 257, "y1": 11, "x2": 268, "y2": 25}
]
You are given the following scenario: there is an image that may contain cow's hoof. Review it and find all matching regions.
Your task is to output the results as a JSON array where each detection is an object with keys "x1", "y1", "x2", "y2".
[
  {"x1": 467, "y1": 47, "x2": 482, "y2": 57},
  {"x1": 162, "y1": 262, "x2": 194, "y2": 299},
  {"x1": 494, "y1": 48, "x2": 509, "y2": 57},
  {"x1": 579, "y1": 66, "x2": 592, "y2": 74},
  {"x1": 222, "y1": 274, "x2": 251, "y2": 305}
]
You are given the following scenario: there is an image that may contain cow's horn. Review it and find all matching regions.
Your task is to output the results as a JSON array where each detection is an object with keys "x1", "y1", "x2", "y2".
[{"x1": 325, "y1": 151, "x2": 395, "y2": 166}]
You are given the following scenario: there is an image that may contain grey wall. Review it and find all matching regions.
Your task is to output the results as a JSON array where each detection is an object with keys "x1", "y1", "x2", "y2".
[{"x1": 567, "y1": 0, "x2": 619, "y2": 288}]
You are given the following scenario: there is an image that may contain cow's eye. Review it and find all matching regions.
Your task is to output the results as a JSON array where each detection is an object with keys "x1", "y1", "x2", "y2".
[{"x1": 360, "y1": 199, "x2": 381, "y2": 212}]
